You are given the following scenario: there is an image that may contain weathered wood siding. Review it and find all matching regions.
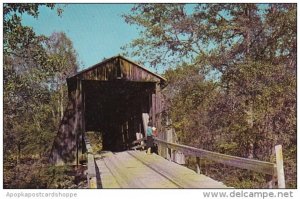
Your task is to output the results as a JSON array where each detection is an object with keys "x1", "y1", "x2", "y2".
[
  {"x1": 77, "y1": 58, "x2": 120, "y2": 81},
  {"x1": 119, "y1": 58, "x2": 161, "y2": 82},
  {"x1": 71, "y1": 56, "x2": 164, "y2": 83},
  {"x1": 50, "y1": 55, "x2": 166, "y2": 165}
]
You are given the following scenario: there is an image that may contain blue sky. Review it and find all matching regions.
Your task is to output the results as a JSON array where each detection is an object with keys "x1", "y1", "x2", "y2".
[
  {"x1": 21, "y1": 3, "x2": 269, "y2": 75},
  {"x1": 22, "y1": 4, "x2": 140, "y2": 71}
]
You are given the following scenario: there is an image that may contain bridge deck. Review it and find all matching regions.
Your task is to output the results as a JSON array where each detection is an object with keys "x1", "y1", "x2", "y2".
[{"x1": 95, "y1": 150, "x2": 228, "y2": 188}]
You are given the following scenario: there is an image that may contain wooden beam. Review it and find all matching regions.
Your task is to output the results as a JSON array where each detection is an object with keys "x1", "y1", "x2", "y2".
[
  {"x1": 131, "y1": 144, "x2": 147, "y2": 150},
  {"x1": 275, "y1": 145, "x2": 285, "y2": 188},
  {"x1": 142, "y1": 113, "x2": 149, "y2": 137},
  {"x1": 132, "y1": 137, "x2": 147, "y2": 145},
  {"x1": 84, "y1": 137, "x2": 97, "y2": 189}
]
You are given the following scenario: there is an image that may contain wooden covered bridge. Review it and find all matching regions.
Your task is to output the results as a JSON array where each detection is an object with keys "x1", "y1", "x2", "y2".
[{"x1": 50, "y1": 55, "x2": 285, "y2": 188}]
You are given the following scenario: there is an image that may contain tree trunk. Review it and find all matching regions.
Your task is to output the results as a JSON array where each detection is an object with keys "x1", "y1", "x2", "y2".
[
  {"x1": 60, "y1": 86, "x2": 64, "y2": 120},
  {"x1": 17, "y1": 142, "x2": 21, "y2": 165},
  {"x1": 246, "y1": 99, "x2": 254, "y2": 159},
  {"x1": 57, "y1": 93, "x2": 60, "y2": 121}
]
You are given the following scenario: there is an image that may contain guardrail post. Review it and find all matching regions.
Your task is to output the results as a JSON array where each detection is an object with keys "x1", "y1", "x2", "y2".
[
  {"x1": 266, "y1": 173, "x2": 275, "y2": 188},
  {"x1": 167, "y1": 148, "x2": 171, "y2": 161},
  {"x1": 196, "y1": 157, "x2": 201, "y2": 174},
  {"x1": 85, "y1": 137, "x2": 98, "y2": 189},
  {"x1": 88, "y1": 175, "x2": 97, "y2": 188},
  {"x1": 275, "y1": 145, "x2": 285, "y2": 188}
]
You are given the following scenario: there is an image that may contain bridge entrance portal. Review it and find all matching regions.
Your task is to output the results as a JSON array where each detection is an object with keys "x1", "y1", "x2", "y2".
[
  {"x1": 50, "y1": 55, "x2": 166, "y2": 165},
  {"x1": 84, "y1": 80, "x2": 154, "y2": 152}
]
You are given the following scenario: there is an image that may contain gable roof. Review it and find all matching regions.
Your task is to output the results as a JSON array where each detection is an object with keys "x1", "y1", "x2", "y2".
[{"x1": 70, "y1": 55, "x2": 167, "y2": 83}]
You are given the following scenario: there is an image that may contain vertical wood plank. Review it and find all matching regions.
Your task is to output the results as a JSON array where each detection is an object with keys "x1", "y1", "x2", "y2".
[
  {"x1": 82, "y1": 83, "x2": 86, "y2": 156},
  {"x1": 142, "y1": 113, "x2": 149, "y2": 137},
  {"x1": 196, "y1": 157, "x2": 201, "y2": 174},
  {"x1": 79, "y1": 79, "x2": 83, "y2": 162},
  {"x1": 170, "y1": 129, "x2": 173, "y2": 161},
  {"x1": 152, "y1": 92, "x2": 155, "y2": 124},
  {"x1": 75, "y1": 81, "x2": 79, "y2": 164},
  {"x1": 148, "y1": 92, "x2": 152, "y2": 121},
  {"x1": 275, "y1": 145, "x2": 285, "y2": 188},
  {"x1": 167, "y1": 148, "x2": 171, "y2": 161},
  {"x1": 89, "y1": 176, "x2": 97, "y2": 188}
]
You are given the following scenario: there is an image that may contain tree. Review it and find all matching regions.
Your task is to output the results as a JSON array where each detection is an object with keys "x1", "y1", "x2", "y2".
[
  {"x1": 4, "y1": 4, "x2": 55, "y2": 56},
  {"x1": 3, "y1": 4, "x2": 84, "y2": 189},
  {"x1": 123, "y1": 4, "x2": 296, "y2": 70},
  {"x1": 123, "y1": 3, "x2": 296, "y2": 188},
  {"x1": 3, "y1": 4, "x2": 71, "y2": 164},
  {"x1": 4, "y1": 3, "x2": 53, "y2": 162},
  {"x1": 46, "y1": 32, "x2": 79, "y2": 122}
]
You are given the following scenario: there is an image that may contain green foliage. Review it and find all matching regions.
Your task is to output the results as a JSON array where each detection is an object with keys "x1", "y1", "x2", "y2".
[
  {"x1": 46, "y1": 32, "x2": 79, "y2": 125},
  {"x1": 4, "y1": 162, "x2": 87, "y2": 189},
  {"x1": 86, "y1": 131, "x2": 103, "y2": 153},
  {"x1": 3, "y1": 4, "x2": 80, "y2": 188},
  {"x1": 46, "y1": 165, "x2": 87, "y2": 189},
  {"x1": 3, "y1": 4, "x2": 55, "y2": 56},
  {"x1": 124, "y1": 3, "x2": 296, "y2": 188}
]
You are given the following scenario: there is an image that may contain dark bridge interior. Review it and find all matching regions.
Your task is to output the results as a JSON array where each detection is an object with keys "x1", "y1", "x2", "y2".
[{"x1": 83, "y1": 80, "x2": 155, "y2": 151}]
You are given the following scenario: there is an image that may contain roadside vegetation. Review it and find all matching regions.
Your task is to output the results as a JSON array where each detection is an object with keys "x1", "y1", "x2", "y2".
[{"x1": 123, "y1": 4, "x2": 296, "y2": 188}]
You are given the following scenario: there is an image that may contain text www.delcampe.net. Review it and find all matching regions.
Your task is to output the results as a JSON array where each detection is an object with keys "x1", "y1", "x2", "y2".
[{"x1": 203, "y1": 190, "x2": 294, "y2": 199}]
